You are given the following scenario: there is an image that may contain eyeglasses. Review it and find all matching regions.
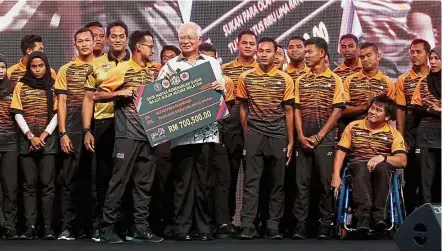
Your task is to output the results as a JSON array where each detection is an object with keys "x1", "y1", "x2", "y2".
[
  {"x1": 139, "y1": 43, "x2": 154, "y2": 49},
  {"x1": 179, "y1": 35, "x2": 199, "y2": 41}
]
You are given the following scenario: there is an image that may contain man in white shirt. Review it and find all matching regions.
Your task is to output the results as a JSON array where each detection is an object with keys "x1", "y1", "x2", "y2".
[{"x1": 157, "y1": 22, "x2": 225, "y2": 241}]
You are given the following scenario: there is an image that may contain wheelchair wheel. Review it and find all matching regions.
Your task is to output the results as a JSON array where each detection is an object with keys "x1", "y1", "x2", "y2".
[{"x1": 338, "y1": 225, "x2": 347, "y2": 240}]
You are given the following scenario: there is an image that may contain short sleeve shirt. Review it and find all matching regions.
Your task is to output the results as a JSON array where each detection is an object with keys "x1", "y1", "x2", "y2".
[
  {"x1": 98, "y1": 58, "x2": 154, "y2": 141},
  {"x1": 294, "y1": 68, "x2": 346, "y2": 146},
  {"x1": 395, "y1": 69, "x2": 427, "y2": 148},
  {"x1": 236, "y1": 66, "x2": 294, "y2": 139},
  {"x1": 285, "y1": 63, "x2": 309, "y2": 83},
  {"x1": 55, "y1": 57, "x2": 93, "y2": 134},
  {"x1": 333, "y1": 60, "x2": 363, "y2": 81},
  {"x1": 10, "y1": 82, "x2": 58, "y2": 154},
  {"x1": 411, "y1": 80, "x2": 441, "y2": 148},
  {"x1": 7, "y1": 58, "x2": 57, "y2": 84},
  {"x1": 338, "y1": 118, "x2": 407, "y2": 164},
  {"x1": 0, "y1": 89, "x2": 17, "y2": 151},
  {"x1": 343, "y1": 70, "x2": 396, "y2": 121},
  {"x1": 221, "y1": 58, "x2": 258, "y2": 134}
]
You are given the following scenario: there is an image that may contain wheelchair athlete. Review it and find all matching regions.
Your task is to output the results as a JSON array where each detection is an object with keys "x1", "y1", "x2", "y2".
[{"x1": 331, "y1": 95, "x2": 407, "y2": 232}]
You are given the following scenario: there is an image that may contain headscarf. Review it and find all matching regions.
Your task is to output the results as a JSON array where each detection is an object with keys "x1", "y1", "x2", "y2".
[
  {"x1": 0, "y1": 54, "x2": 12, "y2": 98},
  {"x1": 427, "y1": 45, "x2": 441, "y2": 99},
  {"x1": 20, "y1": 51, "x2": 54, "y2": 120}
]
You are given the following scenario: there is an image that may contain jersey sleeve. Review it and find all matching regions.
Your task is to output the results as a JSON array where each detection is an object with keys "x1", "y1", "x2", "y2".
[
  {"x1": 391, "y1": 128, "x2": 407, "y2": 155},
  {"x1": 294, "y1": 75, "x2": 302, "y2": 109},
  {"x1": 395, "y1": 76, "x2": 406, "y2": 108},
  {"x1": 236, "y1": 72, "x2": 248, "y2": 102},
  {"x1": 97, "y1": 66, "x2": 126, "y2": 93},
  {"x1": 410, "y1": 82, "x2": 423, "y2": 106},
  {"x1": 385, "y1": 76, "x2": 396, "y2": 100},
  {"x1": 332, "y1": 74, "x2": 346, "y2": 109},
  {"x1": 10, "y1": 82, "x2": 23, "y2": 114},
  {"x1": 50, "y1": 68, "x2": 57, "y2": 80},
  {"x1": 283, "y1": 72, "x2": 294, "y2": 106},
  {"x1": 337, "y1": 122, "x2": 353, "y2": 151},
  {"x1": 343, "y1": 75, "x2": 352, "y2": 103},
  {"x1": 224, "y1": 76, "x2": 235, "y2": 104},
  {"x1": 54, "y1": 64, "x2": 68, "y2": 95}
]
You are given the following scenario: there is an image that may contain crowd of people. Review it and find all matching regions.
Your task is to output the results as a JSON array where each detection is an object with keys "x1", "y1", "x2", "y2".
[{"x1": 0, "y1": 20, "x2": 440, "y2": 244}]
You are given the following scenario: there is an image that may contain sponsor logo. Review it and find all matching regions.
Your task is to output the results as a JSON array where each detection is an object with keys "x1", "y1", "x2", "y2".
[
  {"x1": 154, "y1": 82, "x2": 162, "y2": 92},
  {"x1": 116, "y1": 153, "x2": 125, "y2": 159},
  {"x1": 180, "y1": 72, "x2": 190, "y2": 81},
  {"x1": 162, "y1": 79, "x2": 170, "y2": 89},
  {"x1": 102, "y1": 64, "x2": 111, "y2": 69}
]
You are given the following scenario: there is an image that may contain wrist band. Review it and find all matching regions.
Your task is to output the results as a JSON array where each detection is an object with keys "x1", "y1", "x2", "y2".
[{"x1": 314, "y1": 134, "x2": 321, "y2": 144}]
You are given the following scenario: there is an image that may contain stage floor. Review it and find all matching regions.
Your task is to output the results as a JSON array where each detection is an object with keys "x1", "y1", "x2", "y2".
[{"x1": 0, "y1": 239, "x2": 399, "y2": 251}]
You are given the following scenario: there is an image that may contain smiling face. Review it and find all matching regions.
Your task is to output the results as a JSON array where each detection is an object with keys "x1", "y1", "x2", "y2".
[
  {"x1": 237, "y1": 34, "x2": 257, "y2": 59},
  {"x1": 287, "y1": 39, "x2": 305, "y2": 63},
  {"x1": 108, "y1": 26, "x2": 128, "y2": 54},
  {"x1": 367, "y1": 102, "x2": 389, "y2": 123},
  {"x1": 179, "y1": 26, "x2": 200, "y2": 55},
  {"x1": 274, "y1": 47, "x2": 286, "y2": 69},
  {"x1": 30, "y1": 57, "x2": 47, "y2": 79}
]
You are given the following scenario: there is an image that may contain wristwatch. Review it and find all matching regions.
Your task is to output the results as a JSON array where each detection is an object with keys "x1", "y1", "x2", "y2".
[
  {"x1": 83, "y1": 128, "x2": 92, "y2": 135},
  {"x1": 27, "y1": 133, "x2": 35, "y2": 140},
  {"x1": 59, "y1": 131, "x2": 68, "y2": 138}
]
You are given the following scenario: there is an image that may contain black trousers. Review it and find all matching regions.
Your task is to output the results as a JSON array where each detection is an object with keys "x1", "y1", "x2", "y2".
[
  {"x1": 403, "y1": 150, "x2": 420, "y2": 214},
  {"x1": 172, "y1": 143, "x2": 214, "y2": 234},
  {"x1": 211, "y1": 142, "x2": 230, "y2": 225},
  {"x1": 91, "y1": 119, "x2": 115, "y2": 229},
  {"x1": 242, "y1": 131, "x2": 286, "y2": 231},
  {"x1": 351, "y1": 162, "x2": 393, "y2": 221},
  {"x1": 102, "y1": 138, "x2": 156, "y2": 229},
  {"x1": 60, "y1": 134, "x2": 84, "y2": 231},
  {"x1": 20, "y1": 153, "x2": 55, "y2": 228},
  {"x1": 0, "y1": 151, "x2": 18, "y2": 230},
  {"x1": 293, "y1": 146, "x2": 334, "y2": 227},
  {"x1": 419, "y1": 148, "x2": 441, "y2": 204},
  {"x1": 222, "y1": 133, "x2": 244, "y2": 220}
]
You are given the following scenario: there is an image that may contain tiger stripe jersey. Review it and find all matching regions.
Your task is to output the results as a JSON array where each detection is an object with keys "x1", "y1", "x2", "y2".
[
  {"x1": 294, "y1": 68, "x2": 346, "y2": 146},
  {"x1": 221, "y1": 58, "x2": 258, "y2": 134},
  {"x1": 224, "y1": 75, "x2": 235, "y2": 105},
  {"x1": 236, "y1": 66, "x2": 294, "y2": 139},
  {"x1": 344, "y1": 70, "x2": 396, "y2": 121},
  {"x1": 55, "y1": 56, "x2": 93, "y2": 134},
  {"x1": 333, "y1": 60, "x2": 363, "y2": 81},
  {"x1": 10, "y1": 82, "x2": 58, "y2": 154},
  {"x1": 98, "y1": 58, "x2": 153, "y2": 141},
  {"x1": 85, "y1": 52, "x2": 130, "y2": 120},
  {"x1": 395, "y1": 69, "x2": 427, "y2": 148},
  {"x1": 7, "y1": 58, "x2": 57, "y2": 84},
  {"x1": 411, "y1": 80, "x2": 441, "y2": 148},
  {"x1": 337, "y1": 118, "x2": 407, "y2": 164},
  {"x1": 0, "y1": 90, "x2": 17, "y2": 151},
  {"x1": 285, "y1": 63, "x2": 309, "y2": 83}
]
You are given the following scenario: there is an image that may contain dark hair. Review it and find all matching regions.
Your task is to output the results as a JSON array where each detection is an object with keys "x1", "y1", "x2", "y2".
[
  {"x1": 339, "y1": 34, "x2": 358, "y2": 45},
  {"x1": 304, "y1": 37, "x2": 328, "y2": 55},
  {"x1": 84, "y1": 21, "x2": 103, "y2": 29},
  {"x1": 237, "y1": 30, "x2": 257, "y2": 42},
  {"x1": 74, "y1": 28, "x2": 94, "y2": 42},
  {"x1": 20, "y1": 34, "x2": 43, "y2": 55},
  {"x1": 360, "y1": 42, "x2": 379, "y2": 54},
  {"x1": 258, "y1": 37, "x2": 277, "y2": 51},
  {"x1": 277, "y1": 44, "x2": 284, "y2": 50},
  {"x1": 287, "y1": 36, "x2": 305, "y2": 47},
  {"x1": 106, "y1": 21, "x2": 129, "y2": 38},
  {"x1": 410, "y1": 38, "x2": 431, "y2": 53},
  {"x1": 199, "y1": 43, "x2": 217, "y2": 54},
  {"x1": 160, "y1": 45, "x2": 181, "y2": 59},
  {"x1": 129, "y1": 30, "x2": 153, "y2": 53},
  {"x1": 370, "y1": 95, "x2": 397, "y2": 119}
]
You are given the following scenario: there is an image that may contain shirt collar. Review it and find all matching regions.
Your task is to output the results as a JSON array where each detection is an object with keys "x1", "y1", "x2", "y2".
[
  {"x1": 18, "y1": 58, "x2": 26, "y2": 71},
  {"x1": 72, "y1": 56, "x2": 94, "y2": 66},
  {"x1": 255, "y1": 65, "x2": 279, "y2": 76},
  {"x1": 408, "y1": 68, "x2": 429, "y2": 79},
  {"x1": 356, "y1": 70, "x2": 384, "y2": 80},
  {"x1": 107, "y1": 49, "x2": 131, "y2": 63},
  {"x1": 128, "y1": 58, "x2": 146, "y2": 72},
  {"x1": 232, "y1": 58, "x2": 258, "y2": 67},
  {"x1": 305, "y1": 67, "x2": 333, "y2": 78},
  {"x1": 337, "y1": 59, "x2": 362, "y2": 71},
  {"x1": 176, "y1": 52, "x2": 205, "y2": 62},
  {"x1": 286, "y1": 63, "x2": 308, "y2": 73},
  {"x1": 359, "y1": 118, "x2": 390, "y2": 133}
]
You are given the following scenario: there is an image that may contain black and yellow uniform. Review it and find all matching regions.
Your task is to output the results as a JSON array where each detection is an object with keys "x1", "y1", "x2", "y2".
[
  {"x1": 10, "y1": 52, "x2": 58, "y2": 231},
  {"x1": 333, "y1": 60, "x2": 363, "y2": 81},
  {"x1": 221, "y1": 59, "x2": 258, "y2": 222},
  {"x1": 98, "y1": 58, "x2": 156, "y2": 230},
  {"x1": 0, "y1": 55, "x2": 18, "y2": 233},
  {"x1": 147, "y1": 61, "x2": 161, "y2": 79},
  {"x1": 337, "y1": 119, "x2": 407, "y2": 220},
  {"x1": 411, "y1": 75, "x2": 441, "y2": 204},
  {"x1": 343, "y1": 70, "x2": 396, "y2": 122},
  {"x1": 285, "y1": 63, "x2": 309, "y2": 82},
  {"x1": 55, "y1": 56, "x2": 94, "y2": 232},
  {"x1": 85, "y1": 51, "x2": 130, "y2": 230},
  {"x1": 237, "y1": 66, "x2": 294, "y2": 231},
  {"x1": 293, "y1": 68, "x2": 345, "y2": 230},
  {"x1": 7, "y1": 58, "x2": 57, "y2": 84}
]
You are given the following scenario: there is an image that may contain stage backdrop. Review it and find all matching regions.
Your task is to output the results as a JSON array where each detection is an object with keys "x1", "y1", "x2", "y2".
[{"x1": 0, "y1": 0, "x2": 440, "y2": 79}]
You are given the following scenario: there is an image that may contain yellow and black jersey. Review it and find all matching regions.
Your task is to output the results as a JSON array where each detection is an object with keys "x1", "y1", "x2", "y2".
[
  {"x1": 0, "y1": 90, "x2": 17, "y2": 151},
  {"x1": 7, "y1": 58, "x2": 57, "y2": 84},
  {"x1": 333, "y1": 60, "x2": 363, "y2": 81}
]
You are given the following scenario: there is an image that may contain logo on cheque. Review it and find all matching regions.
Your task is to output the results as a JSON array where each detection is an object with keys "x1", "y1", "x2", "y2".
[
  {"x1": 180, "y1": 72, "x2": 190, "y2": 81},
  {"x1": 154, "y1": 82, "x2": 162, "y2": 92},
  {"x1": 162, "y1": 79, "x2": 170, "y2": 89}
]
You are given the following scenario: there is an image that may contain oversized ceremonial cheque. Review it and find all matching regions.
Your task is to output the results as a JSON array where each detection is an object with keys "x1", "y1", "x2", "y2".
[{"x1": 135, "y1": 62, "x2": 230, "y2": 146}]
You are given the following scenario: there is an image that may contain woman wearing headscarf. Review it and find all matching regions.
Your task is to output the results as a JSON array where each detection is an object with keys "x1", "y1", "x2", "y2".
[
  {"x1": 412, "y1": 46, "x2": 441, "y2": 205},
  {"x1": 0, "y1": 55, "x2": 20, "y2": 240},
  {"x1": 10, "y1": 51, "x2": 58, "y2": 240}
]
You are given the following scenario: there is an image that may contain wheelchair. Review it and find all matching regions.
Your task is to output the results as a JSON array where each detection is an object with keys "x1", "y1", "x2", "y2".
[{"x1": 335, "y1": 165, "x2": 406, "y2": 239}]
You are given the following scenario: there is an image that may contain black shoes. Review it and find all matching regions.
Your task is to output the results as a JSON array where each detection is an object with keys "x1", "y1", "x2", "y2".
[
  {"x1": 44, "y1": 227, "x2": 56, "y2": 240},
  {"x1": 92, "y1": 229, "x2": 100, "y2": 242},
  {"x1": 200, "y1": 233, "x2": 213, "y2": 241},
  {"x1": 5, "y1": 228, "x2": 20, "y2": 240},
  {"x1": 292, "y1": 224, "x2": 306, "y2": 240},
  {"x1": 356, "y1": 216, "x2": 371, "y2": 232},
  {"x1": 240, "y1": 226, "x2": 258, "y2": 240},
  {"x1": 126, "y1": 226, "x2": 164, "y2": 243},
  {"x1": 176, "y1": 233, "x2": 191, "y2": 241},
  {"x1": 21, "y1": 227, "x2": 37, "y2": 240},
  {"x1": 268, "y1": 229, "x2": 283, "y2": 240},
  {"x1": 58, "y1": 229, "x2": 75, "y2": 241},
  {"x1": 100, "y1": 227, "x2": 124, "y2": 244},
  {"x1": 215, "y1": 224, "x2": 235, "y2": 239},
  {"x1": 374, "y1": 219, "x2": 388, "y2": 232},
  {"x1": 317, "y1": 226, "x2": 330, "y2": 240}
]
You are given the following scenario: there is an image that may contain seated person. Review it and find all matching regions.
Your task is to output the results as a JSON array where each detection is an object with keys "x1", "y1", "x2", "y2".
[{"x1": 331, "y1": 95, "x2": 407, "y2": 232}]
